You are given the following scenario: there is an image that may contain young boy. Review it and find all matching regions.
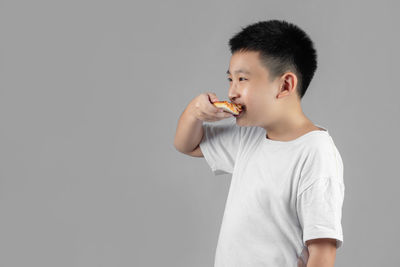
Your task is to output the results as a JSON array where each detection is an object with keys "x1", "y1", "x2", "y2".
[{"x1": 174, "y1": 20, "x2": 344, "y2": 267}]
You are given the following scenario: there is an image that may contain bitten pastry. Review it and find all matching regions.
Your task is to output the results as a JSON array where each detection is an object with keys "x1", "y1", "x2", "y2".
[{"x1": 212, "y1": 101, "x2": 244, "y2": 115}]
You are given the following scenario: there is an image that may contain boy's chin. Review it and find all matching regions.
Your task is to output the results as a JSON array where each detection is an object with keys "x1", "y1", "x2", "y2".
[
  {"x1": 233, "y1": 110, "x2": 246, "y2": 119},
  {"x1": 234, "y1": 113, "x2": 250, "y2": 125},
  {"x1": 234, "y1": 113, "x2": 259, "y2": 127}
]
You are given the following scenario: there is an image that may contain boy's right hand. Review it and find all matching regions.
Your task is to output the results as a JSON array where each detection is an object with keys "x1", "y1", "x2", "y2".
[{"x1": 190, "y1": 92, "x2": 233, "y2": 122}]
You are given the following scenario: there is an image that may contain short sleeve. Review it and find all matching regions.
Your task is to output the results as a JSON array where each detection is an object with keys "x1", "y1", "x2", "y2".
[
  {"x1": 296, "y1": 177, "x2": 345, "y2": 248},
  {"x1": 296, "y1": 136, "x2": 345, "y2": 248},
  {"x1": 199, "y1": 117, "x2": 241, "y2": 175}
]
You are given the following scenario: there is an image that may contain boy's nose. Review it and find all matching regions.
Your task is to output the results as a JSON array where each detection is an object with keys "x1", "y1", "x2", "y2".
[{"x1": 228, "y1": 87, "x2": 240, "y2": 102}]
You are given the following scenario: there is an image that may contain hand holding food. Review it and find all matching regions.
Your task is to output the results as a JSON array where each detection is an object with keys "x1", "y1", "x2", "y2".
[{"x1": 190, "y1": 93, "x2": 235, "y2": 122}]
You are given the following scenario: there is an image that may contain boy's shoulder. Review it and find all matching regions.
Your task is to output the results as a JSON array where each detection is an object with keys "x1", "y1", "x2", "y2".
[
  {"x1": 300, "y1": 130, "x2": 343, "y2": 182},
  {"x1": 305, "y1": 130, "x2": 333, "y2": 149}
]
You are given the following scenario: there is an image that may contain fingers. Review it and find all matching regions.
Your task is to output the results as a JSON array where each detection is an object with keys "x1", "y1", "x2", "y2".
[
  {"x1": 209, "y1": 108, "x2": 233, "y2": 121},
  {"x1": 204, "y1": 92, "x2": 221, "y2": 113},
  {"x1": 201, "y1": 106, "x2": 233, "y2": 122},
  {"x1": 218, "y1": 110, "x2": 234, "y2": 118},
  {"x1": 208, "y1": 102, "x2": 222, "y2": 114},
  {"x1": 207, "y1": 92, "x2": 219, "y2": 103},
  {"x1": 192, "y1": 92, "x2": 234, "y2": 122}
]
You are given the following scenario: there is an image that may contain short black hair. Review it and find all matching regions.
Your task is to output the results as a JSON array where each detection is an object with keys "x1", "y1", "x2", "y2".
[{"x1": 228, "y1": 19, "x2": 317, "y2": 99}]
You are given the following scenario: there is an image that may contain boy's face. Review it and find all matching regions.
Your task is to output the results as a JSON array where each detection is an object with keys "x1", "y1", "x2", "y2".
[{"x1": 227, "y1": 50, "x2": 283, "y2": 127}]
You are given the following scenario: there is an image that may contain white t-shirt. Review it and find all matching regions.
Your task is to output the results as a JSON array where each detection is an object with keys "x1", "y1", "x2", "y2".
[{"x1": 199, "y1": 117, "x2": 345, "y2": 267}]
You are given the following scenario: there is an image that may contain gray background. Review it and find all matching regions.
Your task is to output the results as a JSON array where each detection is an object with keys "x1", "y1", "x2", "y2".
[{"x1": 0, "y1": 0, "x2": 398, "y2": 266}]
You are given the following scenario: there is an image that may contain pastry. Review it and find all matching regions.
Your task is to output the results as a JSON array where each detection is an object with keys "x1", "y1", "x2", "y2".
[{"x1": 212, "y1": 101, "x2": 244, "y2": 115}]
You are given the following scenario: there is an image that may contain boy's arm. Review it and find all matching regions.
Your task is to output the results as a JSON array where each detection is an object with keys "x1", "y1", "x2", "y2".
[
  {"x1": 306, "y1": 238, "x2": 337, "y2": 267},
  {"x1": 174, "y1": 98, "x2": 204, "y2": 157},
  {"x1": 185, "y1": 144, "x2": 203, "y2": 157}
]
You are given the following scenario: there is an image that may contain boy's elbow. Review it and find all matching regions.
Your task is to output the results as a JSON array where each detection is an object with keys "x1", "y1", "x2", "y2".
[
  {"x1": 173, "y1": 142, "x2": 184, "y2": 154},
  {"x1": 186, "y1": 144, "x2": 203, "y2": 157},
  {"x1": 173, "y1": 143, "x2": 203, "y2": 158},
  {"x1": 173, "y1": 141, "x2": 189, "y2": 155}
]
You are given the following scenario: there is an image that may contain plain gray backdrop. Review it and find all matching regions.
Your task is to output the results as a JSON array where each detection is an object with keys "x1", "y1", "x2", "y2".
[{"x1": 1, "y1": 0, "x2": 399, "y2": 266}]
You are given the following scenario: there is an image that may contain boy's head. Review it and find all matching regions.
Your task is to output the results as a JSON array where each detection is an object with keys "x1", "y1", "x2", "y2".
[{"x1": 226, "y1": 20, "x2": 317, "y2": 127}]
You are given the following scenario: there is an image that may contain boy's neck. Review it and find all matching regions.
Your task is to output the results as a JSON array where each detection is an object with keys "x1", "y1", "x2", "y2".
[{"x1": 263, "y1": 110, "x2": 323, "y2": 142}]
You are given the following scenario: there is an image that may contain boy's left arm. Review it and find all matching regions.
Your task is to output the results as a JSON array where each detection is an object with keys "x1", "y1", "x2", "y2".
[{"x1": 306, "y1": 238, "x2": 337, "y2": 267}]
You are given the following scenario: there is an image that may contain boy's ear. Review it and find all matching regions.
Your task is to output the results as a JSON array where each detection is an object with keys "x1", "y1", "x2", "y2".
[{"x1": 276, "y1": 72, "x2": 298, "y2": 99}]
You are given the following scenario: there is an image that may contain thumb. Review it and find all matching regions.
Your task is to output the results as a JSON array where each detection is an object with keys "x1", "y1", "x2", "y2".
[{"x1": 208, "y1": 92, "x2": 219, "y2": 103}]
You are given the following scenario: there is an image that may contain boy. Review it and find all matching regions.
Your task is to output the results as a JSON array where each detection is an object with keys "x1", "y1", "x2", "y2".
[{"x1": 174, "y1": 20, "x2": 344, "y2": 267}]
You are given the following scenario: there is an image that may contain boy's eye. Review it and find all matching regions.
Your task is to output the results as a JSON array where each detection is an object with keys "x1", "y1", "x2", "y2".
[{"x1": 227, "y1": 77, "x2": 247, "y2": 82}]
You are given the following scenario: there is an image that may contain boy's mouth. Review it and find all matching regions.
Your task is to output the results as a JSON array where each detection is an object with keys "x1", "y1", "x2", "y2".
[
  {"x1": 234, "y1": 105, "x2": 246, "y2": 117},
  {"x1": 237, "y1": 104, "x2": 246, "y2": 112}
]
